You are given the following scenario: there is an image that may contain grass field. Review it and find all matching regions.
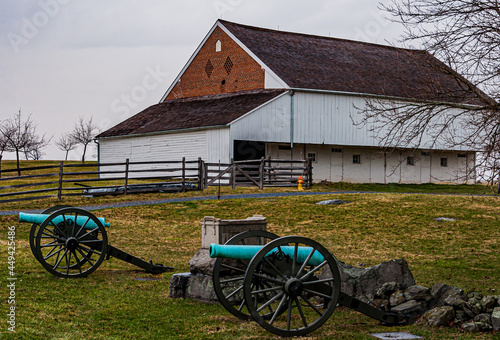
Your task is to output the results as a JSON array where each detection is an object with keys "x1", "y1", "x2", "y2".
[{"x1": 0, "y1": 163, "x2": 499, "y2": 338}]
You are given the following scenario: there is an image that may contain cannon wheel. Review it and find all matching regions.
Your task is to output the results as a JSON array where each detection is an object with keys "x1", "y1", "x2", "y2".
[
  {"x1": 34, "y1": 207, "x2": 108, "y2": 278},
  {"x1": 212, "y1": 230, "x2": 279, "y2": 320},
  {"x1": 243, "y1": 236, "x2": 341, "y2": 337},
  {"x1": 29, "y1": 205, "x2": 73, "y2": 263}
]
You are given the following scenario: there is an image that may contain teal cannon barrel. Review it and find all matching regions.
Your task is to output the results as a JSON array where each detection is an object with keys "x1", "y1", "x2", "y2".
[
  {"x1": 19, "y1": 212, "x2": 110, "y2": 229},
  {"x1": 209, "y1": 244, "x2": 324, "y2": 266}
]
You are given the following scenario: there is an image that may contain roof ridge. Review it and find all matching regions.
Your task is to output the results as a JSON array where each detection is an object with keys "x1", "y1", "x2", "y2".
[{"x1": 218, "y1": 19, "x2": 423, "y2": 54}]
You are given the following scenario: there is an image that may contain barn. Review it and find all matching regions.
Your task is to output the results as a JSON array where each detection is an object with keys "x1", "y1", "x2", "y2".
[{"x1": 96, "y1": 20, "x2": 481, "y2": 184}]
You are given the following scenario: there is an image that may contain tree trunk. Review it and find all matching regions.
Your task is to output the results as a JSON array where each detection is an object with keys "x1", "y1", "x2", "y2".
[
  {"x1": 15, "y1": 149, "x2": 21, "y2": 176},
  {"x1": 65, "y1": 150, "x2": 69, "y2": 161},
  {"x1": 81, "y1": 144, "x2": 87, "y2": 164}
]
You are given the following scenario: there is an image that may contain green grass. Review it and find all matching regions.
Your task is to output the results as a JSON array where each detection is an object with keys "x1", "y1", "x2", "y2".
[{"x1": 1, "y1": 190, "x2": 499, "y2": 339}]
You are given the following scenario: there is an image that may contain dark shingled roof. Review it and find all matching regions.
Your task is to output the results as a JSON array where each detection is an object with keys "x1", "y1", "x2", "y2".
[
  {"x1": 97, "y1": 89, "x2": 287, "y2": 138},
  {"x1": 220, "y1": 20, "x2": 486, "y2": 105}
]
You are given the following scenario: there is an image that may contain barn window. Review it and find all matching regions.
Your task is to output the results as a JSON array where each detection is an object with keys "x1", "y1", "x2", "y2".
[
  {"x1": 421, "y1": 151, "x2": 431, "y2": 156},
  {"x1": 458, "y1": 153, "x2": 467, "y2": 158},
  {"x1": 331, "y1": 148, "x2": 342, "y2": 153},
  {"x1": 407, "y1": 156, "x2": 415, "y2": 166},
  {"x1": 307, "y1": 152, "x2": 317, "y2": 162},
  {"x1": 353, "y1": 154, "x2": 361, "y2": 164},
  {"x1": 216, "y1": 40, "x2": 222, "y2": 52},
  {"x1": 205, "y1": 59, "x2": 214, "y2": 78},
  {"x1": 440, "y1": 158, "x2": 448, "y2": 167},
  {"x1": 224, "y1": 56, "x2": 233, "y2": 74}
]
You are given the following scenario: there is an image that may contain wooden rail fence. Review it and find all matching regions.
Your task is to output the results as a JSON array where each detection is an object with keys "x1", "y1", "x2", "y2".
[{"x1": 0, "y1": 157, "x2": 313, "y2": 204}]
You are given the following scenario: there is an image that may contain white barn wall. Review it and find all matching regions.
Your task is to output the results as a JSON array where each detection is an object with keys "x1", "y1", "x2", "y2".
[{"x1": 99, "y1": 128, "x2": 230, "y2": 178}]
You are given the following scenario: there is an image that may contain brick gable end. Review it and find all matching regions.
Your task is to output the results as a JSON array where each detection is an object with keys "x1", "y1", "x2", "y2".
[{"x1": 165, "y1": 26, "x2": 265, "y2": 100}]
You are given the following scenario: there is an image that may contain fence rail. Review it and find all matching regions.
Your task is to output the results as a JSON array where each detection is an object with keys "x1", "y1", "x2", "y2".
[{"x1": 0, "y1": 157, "x2": 313, "y2": 204}]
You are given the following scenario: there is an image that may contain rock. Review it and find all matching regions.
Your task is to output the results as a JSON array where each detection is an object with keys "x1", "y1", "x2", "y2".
[
  {"x1": 481, "y1": 295, "x2": 497, "y2": 309},
  {"x1": 430, "y1": 283, "x2": 452, "y2": 300},
  {"x1": 467, "y1": 291, "x2": 483, "y2": 300},
  {"x1": 461, "y1": 322, "x2": 493, "y2": 332},
  {"x1": 420, "y1": 306, "x2": 455, "y2": 327},
  {"x1": 404, "y1": 285, "x2": 431, "y2": 301},
  {"x1": 371, "y1": 299, "x2": 390, "y2": 311},
  {"x1": 463, "y1": 307, "x2": 476, "y2": 319},
  {"x1": 316, "y1": 199, "x2": 350, "y2": 205},
  {"x1": 474, "y1": 313, "x2": 491, "y2": 325},
  {"x1": 434, "y1": 217, "x2": 457, "y2": 222},
  {"x1": 333, "y1": 259, "x2": 415, "y2": 300},
  {"x1": 376, "y1": 282, "x2": 401, "y2": 298},
  {"x1": 391, "y1": 299, "x2": 427, "y2": 316},
  {"x1": 454, "y1": 310, "x2": 470, "y2": 324},
  {"x1": 188, "y1": 248, "x2": 215, "y2": 275},
  {"x1": 492, "y1": 307, "x2": 500, "y2": 331},
  {"x1": 468, "y1": 299, "x2": 483, "y2": 315},
  {"x1": 390, "y1": 290, "x2": 406, "y2": 307},
  {"x1": 439, "y1": 286, "x2": 465, "y2": 305},
  {"x1": 169, "y1": 272, "x2": 218, "y2": 302},
  {"x1": 443, "y1": 296, "x2": 469, "y2": 310}
]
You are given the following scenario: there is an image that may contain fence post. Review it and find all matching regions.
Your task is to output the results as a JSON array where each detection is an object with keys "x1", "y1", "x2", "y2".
[
  {"x1": 182, "y1": 157, "x2": 186, "y2": 192},
  {"x1": 124, "y1": 158, "x2": 129, "y2": 195},
  {"x1": 198, "y1": 157, "x2": 203, "y2": 191},
  {"x1": 0, "y1": 154, "x2": 2, "y2": 179},
  {"x1": 259, "y1": 157, "x2": 264, "y2": 189},
  {"x1": 306, "y1": 158, "x2": 313, "y2": 189},
  {"x1": 57, "y1": 161, "x2": 64, "y2": 201},
  {"x1": 204, "y1": 162, "x2": 208, "y2": 189},
  {"x1": 231, "y1": 158, "x2": 236, "y2": 190}
]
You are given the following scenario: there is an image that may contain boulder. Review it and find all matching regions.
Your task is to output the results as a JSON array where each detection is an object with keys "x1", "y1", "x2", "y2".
[
  {"x1": 492, "y1": 307, "x2": 500, "y2": 331},
  {"x1": 480, "y1": 295, "x2": 497, "y2": 309},
  {"x1": 404, "y1": 285, "x2": 431, "y2": 301},
  {"x1": 461, "y1": 322, "x2": 493, "y2": 332},
  {"x1": 474, "y1": 313, "x2": 491, "y2": 325},
  {"x1": 188, "y1": 249, "x2": 215, "y2": 275},
  {"x1": 376, "y1": 282, "x2": 401, "y2": 299},
  {"x1": 335, "y1": 259, "x2": 415, "y2": 299},
  {"x1": 390, "y1": 290, "x2": 406, "y2": 307},
  {"x1": 419, "y1": 306, "x2": 455, "y2": 327}
]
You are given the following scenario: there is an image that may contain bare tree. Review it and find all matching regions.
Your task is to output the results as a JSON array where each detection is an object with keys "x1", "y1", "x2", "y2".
[
  {"x1": 55, "y1": 133, "x2": 78, "y2": 161},
  {"x1": 356, "y1": 1, "x2": 500, "y2": 183},
  {"x1": 0, "y1": 110, "x2": 50, "y2": 175},
  {"x1": 71, "y1": 116, "x2": 99, "y2": 164}
]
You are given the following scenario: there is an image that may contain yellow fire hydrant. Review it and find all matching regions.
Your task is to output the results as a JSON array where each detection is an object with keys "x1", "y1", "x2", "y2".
[{"x1": 297, "y1": 176, "x2": 304, "y2": 191}]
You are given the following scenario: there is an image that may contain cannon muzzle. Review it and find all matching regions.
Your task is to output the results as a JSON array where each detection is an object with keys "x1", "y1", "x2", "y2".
[
  {"x1": 209, "y1": 243, "x2": 324, "y2": 266},
  {"x1": 19, "y1": 212, "x2": 110, "y2": 229}
]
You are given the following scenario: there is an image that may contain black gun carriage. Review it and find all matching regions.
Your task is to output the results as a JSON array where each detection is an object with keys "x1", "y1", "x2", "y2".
[{"x1": 19, "y1": 206, "x2": 173, "y2": 278}]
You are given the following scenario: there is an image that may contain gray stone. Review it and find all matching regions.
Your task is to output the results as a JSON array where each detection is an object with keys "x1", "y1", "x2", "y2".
[
  {"x1": 461, "y1": 322, "x2": 493, "y2": 332},
  {"x1": 430, "y1": 283, "x2": 452, "y2": 300},
  {"x1": 434, "y1": 217, "x2": 457, "y2": 222},
  {"x1": 468, "y1": 299, "x2": 483, "y2": 315},
  {"x1": 188, "y1": 248, "x2": 215, "y2": 275},
  {"x1": 404, "y1": 285, "x2": 431, "y2": 301},
  {"x1": 391, "y1": 300, "x2": 427, "y2": 315},
  {"x1": 169, "y1": 272, "x2": 218, "y2": 302},
  {"x1": 419, "y1": 306, "x2": 455, "y2": 327},
  {"x1": 334, "y1": 259, "x2": 415, "y2": 299},
  {"x1": 376, "y1": 282, "x2": 402, "y2": 298},
  {"x1": 474, "y1": 313, "x2": 491, "y2": 325},
  {"x1": 390, "y1": 290, "x2": 406, "y2": 307},
  {"x1": 492, "y1": 307, "x2": 500, "y2": 331},
  {"x1": 467, "y1": 291, "x2": 483, "y2": 300},
  {"x1": 439, "y1": 286, "x2": 465, "y2": 305},
  {"x1": 443, "y1": 296, "x2": 469, "y2": 310},
  {"x1": 316, "y1": 199, "x2": 350, "y2": 205},
  {"x1": 463, "y1": 307, "x2": 476, "y2": 319},
  {"x1": 480, "y1": 295, "x2": 497, "y2": 309},
  {"x1": 453, "y1": 310, "x2": 470, "y2": 324}
]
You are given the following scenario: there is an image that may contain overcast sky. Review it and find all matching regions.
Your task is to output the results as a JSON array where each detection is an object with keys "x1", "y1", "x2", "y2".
[{"x1": 0, "y1": 0, "x2": 405, "y2": 160}]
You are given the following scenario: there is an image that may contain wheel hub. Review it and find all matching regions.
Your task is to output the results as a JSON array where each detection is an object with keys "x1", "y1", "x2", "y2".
[
  {"x1": 65, "y1": 237, "x2": 79, "y2": 251},
  {"x1": 284, "y1": 278, "x2": 303, "y2": 298}
]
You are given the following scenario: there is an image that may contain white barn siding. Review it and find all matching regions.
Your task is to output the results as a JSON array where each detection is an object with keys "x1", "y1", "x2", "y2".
[{"x1": 99, "y1": 128, "x2": 230, "y2": 178}]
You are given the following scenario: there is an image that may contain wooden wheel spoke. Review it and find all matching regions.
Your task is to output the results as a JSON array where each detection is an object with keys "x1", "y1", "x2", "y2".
[
  {"x1": 220, "y1": 276, "x2": 244, "y2": 284},
  {"x1": 301, "y1": 295, "x2": 324, "y2": 316},
  {"x1": 299, "y1": 260, "x2": 327, "y2": 282},
  {"x1": 53, "y1": 248, "x2": 68, "y2": 269},
  {"x1": 220, "y1": 263, "x2": 246, "y2": 273},
  {"x1": 43, "y1": 246, "x2": 65, "y2": 260},
  {"x1": 76, "y1": 247, "x2": 95, "y2": 266},
  {"x1": 295, "y1": 297, "x2": 309, "y2": 328},
  {"x1": 302, "y1": 288, "x2": 333, "y2": 300},
  {"x1": 269, "y1": 293, "x2": 288, "y2": 326},
  {"x1": 256, "y1": 291, "x2": 284, "y2": 313}
]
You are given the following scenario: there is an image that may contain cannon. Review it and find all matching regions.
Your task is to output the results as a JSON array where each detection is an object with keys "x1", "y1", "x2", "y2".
[
  {"x1": 19, "y1": 206, "x2": 173, "y2": 278},
  {"x1": 210, "y1": 231, "x2": 406, "y2": 337}
]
